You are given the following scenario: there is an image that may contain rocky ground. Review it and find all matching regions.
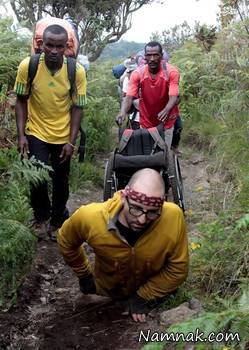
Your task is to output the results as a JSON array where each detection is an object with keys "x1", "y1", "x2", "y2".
[{"x1": 0, "y1": 149, "x2": 218, "y2": 350}]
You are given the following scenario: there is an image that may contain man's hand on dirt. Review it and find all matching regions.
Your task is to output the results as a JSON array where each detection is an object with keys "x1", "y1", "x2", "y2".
[
  {"x1": 18, "y1": 135, "x2": 29, "y2": 156},
  {"x1": 131, "y1": 312, "x2": 146, "y2": 323},
  {"x1": 60, "y1": 143, "x2": 75, "y2": 163},
  {"x1": 79, "y1": 274, "x2": 96, "y2": 295},
  {"x1": 128, "y1": 294, "x2": 150, "y2": 323}
]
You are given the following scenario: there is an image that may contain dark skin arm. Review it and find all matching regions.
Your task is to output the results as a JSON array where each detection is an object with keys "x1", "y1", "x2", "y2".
[
  {"x1": 157, "y1": 95, "x2": 179, "y2": 123},
  {"x1": 15, "y1": 95, "x2": 29, "y2": 155},
  {"x1": 60, "y1": 106, "x2": 83, "y2": 163},
  {"x1": 116, "y1": 95, "x2": 134, "y2": 125}
]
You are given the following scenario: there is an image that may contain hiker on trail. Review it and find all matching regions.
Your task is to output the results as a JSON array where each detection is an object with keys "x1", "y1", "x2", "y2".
[
  {"x1": 14, "y1": 24, "x2": 87, "y2": 241},
  {"x1": 57, "y1": 168, "x2": 189, "y2": 323},
  {"x1": 116, "y1": 41, "x2": 181, "y2": 151},
  {"x1": 121, "y1": 58, "x2": 140, "y2": 130}
]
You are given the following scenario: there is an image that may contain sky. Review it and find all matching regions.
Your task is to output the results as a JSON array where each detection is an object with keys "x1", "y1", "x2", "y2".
[
  {"x1": 122, "y1": 0, "x2": 220, "y2": 42},
  {"x1": 0, "y1": 0, "x2": 220, "y2": 42}
]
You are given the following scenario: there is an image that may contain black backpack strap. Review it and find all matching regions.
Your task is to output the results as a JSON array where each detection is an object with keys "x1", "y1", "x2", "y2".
[
  {"x1": 78, "y1": 125, "x2": 86, "y2": 163},
  {"x1": 28, "y1": 54, "x2": 40, "y2": 97},
  {"x1": 162, "y1": 62, "x2": 170, "y2": 81},
  {"x1": 148, "y1": 127, "x2": 167, "y2": 151},
  {"x1": 118, "y1": 129, "x2": 134, "y2": 153},
  {"x1": 67, "y1": 57, "x2": 85, "y2": 162},
  {"x1": 67, "y1": 56, "x2": 77, "y2": 98}
]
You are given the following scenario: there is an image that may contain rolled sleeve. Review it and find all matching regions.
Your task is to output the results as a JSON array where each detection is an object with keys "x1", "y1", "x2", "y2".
[
  {"x1": 168, "y1": 68, "x2": 180, "y2": 97},
  {"x1": 73, "y1": 63, "x2": 87, "y2": 107},
  {"x1": 14, "y1": 57, "x2": 30, "y2": 96},
  {"x1": 127, "y1": 70, "x2": 140, "y2": 98}
]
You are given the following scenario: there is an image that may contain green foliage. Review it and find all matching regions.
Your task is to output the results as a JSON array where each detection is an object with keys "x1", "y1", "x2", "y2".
[
  {"x1": 190, "y1": 211, "x2": 249, "y2": 300},
  {"x1": 70, "y1": 160, "x2": 103, "y2": 192},
  {"x1": 9, "y1": 0, "x2": 155, "y2": 61},
  {"x1": 159, "y1": 286, "x2": 193, "y2": 310},
  {"x1": 194, "y1": 24, "x2": 217, "y2": 52},
  {"x1": 0, "y1": 219, "x2": 37, "y2": 310},
  {"x1": 142, "y1": 290, "x2": 249, "y2": 350},
  {"x1": 160, "y1": 20, "x2": 249, "y2": 350},
  {"x1": 0, "y1": 148, "x2": 52, "y2": 309},
  {"x1": 82, "y1": 61, "x2": 119, "y2": 161},
  {"x1": 0, "y1": 17, "x2": 29, "y2": 92}
]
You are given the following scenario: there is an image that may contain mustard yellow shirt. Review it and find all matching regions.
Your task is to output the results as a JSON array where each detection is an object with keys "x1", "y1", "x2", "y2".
[
  {"x1": 58, "y1": 192, "x2": 189, "y2": 300},
  {"x1": 14, "y1": 54, "x2": 87, "y2": 144}
]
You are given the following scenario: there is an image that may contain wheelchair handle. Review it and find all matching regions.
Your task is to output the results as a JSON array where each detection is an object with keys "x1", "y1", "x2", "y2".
[{"x1": 157, "y1": 122, "x2": 164, "y2": 132}]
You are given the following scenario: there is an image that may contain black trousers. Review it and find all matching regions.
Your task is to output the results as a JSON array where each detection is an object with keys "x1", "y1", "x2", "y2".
[
  {"x1": 172, "y1": 116, "x2": 183, "y2": 148},
  {"x1": 27, "y1": 135, "x2": 70, "y2": 227}
]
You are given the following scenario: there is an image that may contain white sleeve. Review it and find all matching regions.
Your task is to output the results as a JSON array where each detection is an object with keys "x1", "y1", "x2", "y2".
[{"x1": 122, "y1": 76, "x2": 129, "y2": 93}]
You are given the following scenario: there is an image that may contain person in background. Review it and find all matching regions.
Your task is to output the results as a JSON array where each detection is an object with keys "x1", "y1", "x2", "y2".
[
  {"x1": 57, "y1": 168, "x2": 189, "y2": 323},
  {"x1": 121, "y1": 58, "x2": 140, "y2": 130},
  {"x1": 117, "y1": 41, "x2": 180, "y2": 151},
  {"x1": 15, "y1": 24, "x2": 87, "y2": 241},
  {"x1": 77, "y1": 54, "x2": 90, "y2": 73}
]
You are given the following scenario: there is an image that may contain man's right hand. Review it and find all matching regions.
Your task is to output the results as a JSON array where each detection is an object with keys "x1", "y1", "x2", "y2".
[
  {"x1": 79, "y1": 274, "x2": 96, "y2": 294},
  {"x1": 18, "y1": 135, "x2": 29, "y2": 156},
  {"x1": 115, "y1": 114, "x2": 125, "y2": 126}
]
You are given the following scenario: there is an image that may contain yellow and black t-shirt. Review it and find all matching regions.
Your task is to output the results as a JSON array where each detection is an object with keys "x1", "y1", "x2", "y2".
[{"x1": 14, "y1": 53, "x2": 87, "y2": 144}]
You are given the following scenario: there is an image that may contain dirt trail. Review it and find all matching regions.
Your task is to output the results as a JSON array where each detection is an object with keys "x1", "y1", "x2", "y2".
[{"x1": 0, "y1": 150, "x2": 213, "y2": 350}]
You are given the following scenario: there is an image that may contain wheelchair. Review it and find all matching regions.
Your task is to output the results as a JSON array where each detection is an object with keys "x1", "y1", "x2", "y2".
[{"x1": 103, "y1": 125, "x2": 185, "y2": 211}]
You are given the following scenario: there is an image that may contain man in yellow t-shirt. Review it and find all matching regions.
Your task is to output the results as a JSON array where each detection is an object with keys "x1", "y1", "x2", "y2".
[{"x1": 15, "y1": 24, "x2": 87, "y2": 241}]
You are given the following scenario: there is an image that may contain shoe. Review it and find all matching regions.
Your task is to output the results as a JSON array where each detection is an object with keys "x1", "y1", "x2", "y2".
[
  {"x1": 30, "y1": 219, "x2": 49, "y2": 240},
  {"x1": 48, "y1": 225, "x2": 58, "y2": 242}
]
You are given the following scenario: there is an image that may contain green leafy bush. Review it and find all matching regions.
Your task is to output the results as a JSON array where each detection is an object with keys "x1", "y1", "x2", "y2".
[
  {"x1": 191, "y1": 213, "x2": 249, "y2": 297},
  {"x1": 0, "y1": 219, "x2": 36, "y2": 309},
  {"x1": 142, "y1": 289, "x2": 249, "y2": 350},
  {"x1": 0, "y1": 149, "x2": 51, "y2": 309},
  {"x1": 82, "y1": 61, "x2": 119, "y2": 161}
]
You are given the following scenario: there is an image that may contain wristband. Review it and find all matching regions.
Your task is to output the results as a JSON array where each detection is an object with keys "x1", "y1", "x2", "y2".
[{"x1": 67, "y1": 142, "x2": 76, "y2": 149}]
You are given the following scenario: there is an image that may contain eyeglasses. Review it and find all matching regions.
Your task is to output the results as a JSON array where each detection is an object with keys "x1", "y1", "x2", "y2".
[{"x1": 126, "y1": 196, "x2": 161, "y2": 220}]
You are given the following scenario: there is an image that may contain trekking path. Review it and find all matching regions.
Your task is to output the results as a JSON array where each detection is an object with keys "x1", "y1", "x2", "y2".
[{"x1": 0, "y1": 149, "x2": 216, "y2": 350}]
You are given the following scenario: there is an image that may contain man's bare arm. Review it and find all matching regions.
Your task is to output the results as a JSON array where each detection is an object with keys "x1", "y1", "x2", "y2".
[
  {"x1": 157, "y1": 95, "x2": 179, "y2": 122},
  {"x1": 60, "y1": 106, "x2": 83, "y2": 162},
  {"x1": 116, "y1": 95, "x2": 134, "y2": 125},
  {"x1": 15, "y1": 95, "x2": 29, "y2": 155}
]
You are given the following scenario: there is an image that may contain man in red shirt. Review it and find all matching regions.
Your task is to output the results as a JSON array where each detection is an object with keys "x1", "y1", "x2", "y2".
[{"x1": 116, "y1": 41, "x2": 180, "y2": 150}]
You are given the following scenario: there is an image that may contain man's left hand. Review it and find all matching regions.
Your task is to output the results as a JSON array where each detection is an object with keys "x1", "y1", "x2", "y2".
[
  {"x1": 157, "y1": 108, "x2": 169, "y2": 123},
  {"x1": 60, "y1": 143, "x2": 75, "y2": 163},
  {"x1": 128, "y1": 294, "x2": 151, "y2": 323}
]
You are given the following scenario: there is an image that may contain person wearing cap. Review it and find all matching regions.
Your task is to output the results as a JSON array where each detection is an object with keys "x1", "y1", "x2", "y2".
[
  {"x1": 120, "y1": 58, "x2": 140, "y2": 129},
  {"x1": 116, "y1": 41, "x2": 180, "y2": 151},
  {"x1": 57, "y1": 168, "x2": 189, "y2": 323}
]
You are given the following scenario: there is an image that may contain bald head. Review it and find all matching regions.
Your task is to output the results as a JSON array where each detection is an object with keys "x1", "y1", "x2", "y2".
[{"x1": 128, "y1": 168, "x2": 165, "y2": 198}]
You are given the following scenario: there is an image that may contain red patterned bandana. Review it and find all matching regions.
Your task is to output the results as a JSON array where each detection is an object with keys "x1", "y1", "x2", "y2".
[{"x1": 123, "y1": 186, "x2": 164, "y2": 207}]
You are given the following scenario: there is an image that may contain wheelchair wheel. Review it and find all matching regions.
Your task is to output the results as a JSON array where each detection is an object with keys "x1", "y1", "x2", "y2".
[
  {"x1": 167, "y1": 150, "x2": 185, "y2": 211},
  {"x1": 103, "y1": 152, "x2": 117, "y2": 201}
]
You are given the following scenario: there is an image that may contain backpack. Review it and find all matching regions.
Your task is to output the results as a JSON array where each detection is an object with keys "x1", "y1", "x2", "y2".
[
  {"x1": 27, "y1": 54, "x2": 86, "y2": 163},
  {"x1": 112, "y1": 64, "x2": 126, "y2": 79},
  {"x1": 31, "y1": 17, "x2": 79, "y2": 58}
]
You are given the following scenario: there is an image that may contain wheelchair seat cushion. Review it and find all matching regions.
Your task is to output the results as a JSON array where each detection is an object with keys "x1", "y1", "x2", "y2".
[
  {"x1": 114, "y1": 151, "x2": 167, "y2": 169},
  {"x1": 118, "y1": 127, "x2": 165, "y2": 156}
]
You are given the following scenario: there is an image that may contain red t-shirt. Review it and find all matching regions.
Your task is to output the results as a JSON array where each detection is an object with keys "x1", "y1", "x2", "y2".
[{"x1": 127, "y1": 62, "x2": 180, "y2": 129}]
